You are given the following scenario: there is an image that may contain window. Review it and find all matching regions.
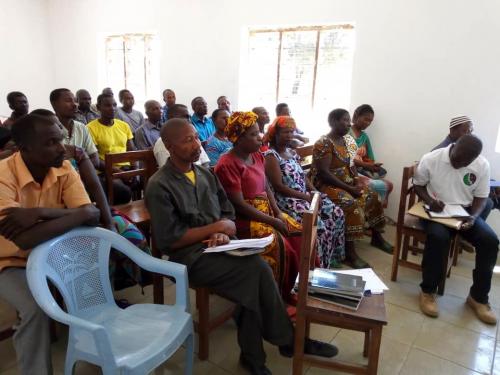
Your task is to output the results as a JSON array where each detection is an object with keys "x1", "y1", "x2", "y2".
[
  {"x1": 239, "y1": 25, "x2": 355, "y2": 138},
  {"x1": 104, "y1": 33, "x2": 160, "y2": 109}
]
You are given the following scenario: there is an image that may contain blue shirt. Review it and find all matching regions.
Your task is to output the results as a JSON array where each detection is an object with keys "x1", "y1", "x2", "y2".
[
  {"x1": 191, "y1": 114, "x2": 215, "y2": 142},
  {"x1": 161, "y1": 105, "x2": 169, "y2": 124},
  {"x1": 205, "y1": 135, "x2": 233, "y2": 167},
  {"x1": 134, "y1": 119, "x2": 162, "y2": 150}
]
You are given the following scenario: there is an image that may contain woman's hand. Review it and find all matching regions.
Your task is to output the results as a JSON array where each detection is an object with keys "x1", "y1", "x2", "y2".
[
  {"x1": 271, "y1": 216, "x2": 289, "y2": 236},
  {"x1": 349, "y1": 185, "x2": 363, "y2": 198}
]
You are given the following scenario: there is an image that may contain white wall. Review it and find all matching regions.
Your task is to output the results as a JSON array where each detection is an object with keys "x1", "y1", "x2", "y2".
[
  {"x1": 0, "y1": 0, "x2": 54, "y2": 116},
  {"x1": 6, "y1": 0, "x2": 500, "y2": 228}
]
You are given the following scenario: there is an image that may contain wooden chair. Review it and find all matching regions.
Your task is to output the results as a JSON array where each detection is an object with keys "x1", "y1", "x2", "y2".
[
  {"x1": 104, "y1": 150, "x2": 157, "y2": 205},
  {"x1": 390, "y1": 165, "x2": 459, "y2": 295},
  {"x1": 150, "y1": 241, "x2": 235, "y2": 360},
  {"x1": 293, "y1": 193, "x2": 388, "y2": 374},
  {"x1": 296, "y1": 144, "x2": 314, "y2": 171}
]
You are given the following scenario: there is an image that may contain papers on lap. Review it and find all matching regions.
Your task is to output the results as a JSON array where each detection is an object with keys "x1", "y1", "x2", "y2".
[
  {"x1": 424, "y1": 204, "x2": 470, "y2": 218},
  {"x1": 203, "y1": 234, "x2": 274, "y2": 253},
  {"x1": 408, "y1": 201, "x2": 464, "y2": 229}
]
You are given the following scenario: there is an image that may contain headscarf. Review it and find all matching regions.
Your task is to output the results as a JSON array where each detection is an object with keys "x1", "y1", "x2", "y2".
[
  {"x1": 263, "y1": 116, "x2": 297, "y2": 144},
  {"x1": 224, "y1": 111, "x2": 258, "y2": 143}
]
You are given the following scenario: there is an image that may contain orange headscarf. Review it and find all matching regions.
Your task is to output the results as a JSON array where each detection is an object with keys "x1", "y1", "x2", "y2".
[
  {"x1": 224, "y1": 111, "x2": 259, "y2": 143},
  {"x1": 263, "y1": 116, "x2": 297, "y2": 144}
]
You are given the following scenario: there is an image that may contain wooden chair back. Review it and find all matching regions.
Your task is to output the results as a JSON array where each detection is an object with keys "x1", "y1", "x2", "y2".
[
  {"x1": 296, "y1": 192, "x2": 321, "y2": 310},
  {"x1": 396, "y1": 164, "x2": 418, "y2": 230},
  {"x1": 104, "y1": 150, "x2": 157, "y2": 204}
]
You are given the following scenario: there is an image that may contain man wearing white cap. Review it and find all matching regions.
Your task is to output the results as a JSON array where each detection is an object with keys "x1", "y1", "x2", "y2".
[{"x1": 433, "y1": 116, "x2": 473, "y2": 151}]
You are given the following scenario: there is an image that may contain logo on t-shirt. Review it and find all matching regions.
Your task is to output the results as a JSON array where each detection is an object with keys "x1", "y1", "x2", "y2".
[{"x1": 463, "y1": 173, "x2": 477, "y2": 186}]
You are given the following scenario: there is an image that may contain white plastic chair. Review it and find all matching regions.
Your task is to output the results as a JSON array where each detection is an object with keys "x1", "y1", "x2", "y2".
[{"x1": 26, "y1": 227, "x2": 194, "y2": 375}]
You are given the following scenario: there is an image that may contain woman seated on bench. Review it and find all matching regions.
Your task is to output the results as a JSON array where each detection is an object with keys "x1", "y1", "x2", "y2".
[
  {"x1": 311, "y1": 108, "x2": 393, "y2": 269},
  {"x1": 263, "y1": 116, "x2": 346, "y2": 268},
  {"x1": 349, "y1": 104, "x2": 393, "y2": 208}
]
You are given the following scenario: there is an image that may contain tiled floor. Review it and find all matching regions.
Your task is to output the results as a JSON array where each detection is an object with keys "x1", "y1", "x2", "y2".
[{"x1": 1, "y1": 225, "x2": 499, "y2": 374}]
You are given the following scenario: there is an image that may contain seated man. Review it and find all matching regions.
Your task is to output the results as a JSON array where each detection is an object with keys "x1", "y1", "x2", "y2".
[
  {"x1": 75, "y1": 89, "x2": 100, "y2": 124},
  {"x1": 432, "y1": 115, "x2": 473, "y2": 151},
  {"x1": 161, "y1": 88, "x2": 176, "y2": 124},
  {"x1": 414, "y1": 135, "x2": 498, "y2": 324},
  {"x1": 252, "y1": 106, "x2": 270, "y2": 134},
  {"x1": 116, "y1": 89, "x2": 145, "y2": 133},
  {"x1": 217, "y1": 95, "x2": 232, "y2": 112},
  {"x1": 134, "y1": 100, "x2": 162, "y2": 150},
  {"x1": 153, "y1": 104, "x2": 210, "y2": 167},
  {"x1": 146, "y1": 118, "x2": 338, "y2": 375},
  {"x1": 190, "y1": 96, "x2": 215, "y2": 143},
  {"x1": 3, "y1": 91, "x2": 29, "y2": 129},
  {"x1": 0, "y1": 113, "x2": 100, "y2": 374}
]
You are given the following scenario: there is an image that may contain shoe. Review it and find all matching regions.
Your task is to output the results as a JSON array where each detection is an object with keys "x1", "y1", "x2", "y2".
[
  {"x1": 345, "y1": 257, "x2": 370, "y2": 269},
  {"x1": 419, "y1": 292, "x2": 439, "y2": 317},
  {"x1": 371, "y1": 239, "x2": 394, "y2": 254},
  {"x1": 239, "y1": 355, "x2": 272, "y2": 375},
  {"x1": 279, "y1": 338, "x2": 338, "y2": 358},
  {"x1": 466, "y1": 295, "x2": 497, "y2": 325}
]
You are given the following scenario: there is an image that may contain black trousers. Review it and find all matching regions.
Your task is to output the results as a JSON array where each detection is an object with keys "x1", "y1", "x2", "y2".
[
  {"x1": 420, "y1": 214, "x2": 499, "y2": 303},
  {"x1": 188, "y1": 253, "x2": 294, "y2": 366}
]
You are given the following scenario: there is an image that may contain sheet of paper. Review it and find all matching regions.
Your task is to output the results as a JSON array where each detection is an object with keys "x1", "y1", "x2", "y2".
[
  {"x1": 333, "y1": 268, "x2": 389, "y2": 294},
  {"x1": 203, "y1": 234, "x2": 274, "y2": 253},
  {"x1": 424, "y1": 204, "x2": 469, "y2": 218}
]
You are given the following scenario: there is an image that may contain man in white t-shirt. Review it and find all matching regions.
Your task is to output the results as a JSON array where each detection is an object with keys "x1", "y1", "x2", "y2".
[
  {"x1": 153, "y1": 104, "x2": 210, "y2": 168},
  {"x1": 413, "y1": 135, "x2": 498, "y2": 324}
]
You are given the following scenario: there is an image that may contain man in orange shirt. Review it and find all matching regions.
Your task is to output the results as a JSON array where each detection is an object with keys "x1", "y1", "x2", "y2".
[{"x1": 0, "y1": 113, "x2": 100, "y2": 375}]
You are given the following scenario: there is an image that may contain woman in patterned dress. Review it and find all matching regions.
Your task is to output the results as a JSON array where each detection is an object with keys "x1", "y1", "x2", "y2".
[
  {"x1": 310, "y1": 108, "x2": 393, "y2": 268},
  {"x1": 263, "y1": 116, "x2": 345, "y2": 268}
]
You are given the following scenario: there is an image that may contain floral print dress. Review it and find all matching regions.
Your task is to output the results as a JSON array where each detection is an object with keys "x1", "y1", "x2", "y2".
[{"x1": 264, "y1": 148, "x2": 345, "y2": 267}]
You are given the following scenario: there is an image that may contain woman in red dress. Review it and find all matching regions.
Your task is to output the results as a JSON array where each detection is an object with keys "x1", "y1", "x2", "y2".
[{"x1": 215, "y1": 111, "x2": 302, "y2": 303}]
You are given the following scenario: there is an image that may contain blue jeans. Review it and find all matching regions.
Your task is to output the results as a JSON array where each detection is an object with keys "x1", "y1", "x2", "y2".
[{"x1": 420, "y1": 215, "x2": 499, "y2": 303}]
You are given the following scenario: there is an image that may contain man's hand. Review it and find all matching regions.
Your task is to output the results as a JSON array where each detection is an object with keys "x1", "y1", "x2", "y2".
[
  {"x1": 428, "y1": 199, "x2": 445, "y2": 212},
  {"x1": 215, "y1": 219, "x2": 237, "y2": 237},
  {"x1": 82, "y1": 205, "x2": 101, "y2": 227},
  {"x1": 460, "y1": 216, "x2": 476, "y2": 231},
  {"x1": 204, "y1": 233, "x2": 230, "y2": 248},
  {"x1": 0, "y1": 207, "x2": 41, "y2": 240}
]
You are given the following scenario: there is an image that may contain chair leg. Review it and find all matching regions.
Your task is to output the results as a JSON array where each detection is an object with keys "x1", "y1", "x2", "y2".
[
  {"x1": 402, "y1": 235, "x2": 410, "y2": 261},
  {"x1": 184, "y1": 333, "x2": 194, "y2": 375},
  {"x1": 196, "y1": 288, "x2": 210, "y2": 360},
  {"x1": 391, "y1": 229, "x2": 403, "y2": 281},
  {"x1": 292, "y1": 316, "x2": 307, "y2": 375}
]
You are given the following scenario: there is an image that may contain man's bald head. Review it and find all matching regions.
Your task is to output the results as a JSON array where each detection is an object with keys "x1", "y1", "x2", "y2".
[
  {"x1": 450, "y1": 134, "x2": 483, "y2": 169},
  {"x1": 161, "y1": 118, "x2": 201, "y2": 163},
  {"x1": 161, "y1": 118, "x2": 192, "y2": 145}
]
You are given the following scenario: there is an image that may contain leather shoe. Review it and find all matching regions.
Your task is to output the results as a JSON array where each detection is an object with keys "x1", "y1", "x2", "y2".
[
  {"x1": 419, "y1": 292, "x2": 439, "y2": 317},
  {"x1": 466, "y1": 295, "x2": 497, "y2": 325},
  {"x1": 239, "y1": 355, "x2": 272, "y2": 375},
  {"x1": 279, "y1": 338, "x2": 338, "y2": 358}
]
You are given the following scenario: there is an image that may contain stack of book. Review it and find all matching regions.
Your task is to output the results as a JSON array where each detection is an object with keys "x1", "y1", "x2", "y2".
[{"x1": 295, "y1": 268, "x2": 366, "y2": 310}]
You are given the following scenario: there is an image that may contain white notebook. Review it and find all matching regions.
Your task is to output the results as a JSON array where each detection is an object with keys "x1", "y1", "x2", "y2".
[
  {"x1": 203, "y1": 234, "x2": 274, "y2": 253},
  {"x1": 424, "y1": 204, "x2": 470, "y2": 218}
]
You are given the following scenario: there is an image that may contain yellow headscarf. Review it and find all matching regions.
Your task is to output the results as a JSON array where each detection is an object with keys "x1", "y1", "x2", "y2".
[{"x1": 224, "y1": 111, "x2": 258, "y2": 144}]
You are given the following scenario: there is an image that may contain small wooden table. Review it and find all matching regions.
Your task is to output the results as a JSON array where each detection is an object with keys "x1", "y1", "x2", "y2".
[{"x1": 294, "y1": 294, "x2": 388, "y2": 374}]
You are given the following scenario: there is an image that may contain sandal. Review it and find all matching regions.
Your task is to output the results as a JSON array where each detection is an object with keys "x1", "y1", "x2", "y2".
[{"x1": 329, "y1": 258, "x2": 343, "y2": 269}]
